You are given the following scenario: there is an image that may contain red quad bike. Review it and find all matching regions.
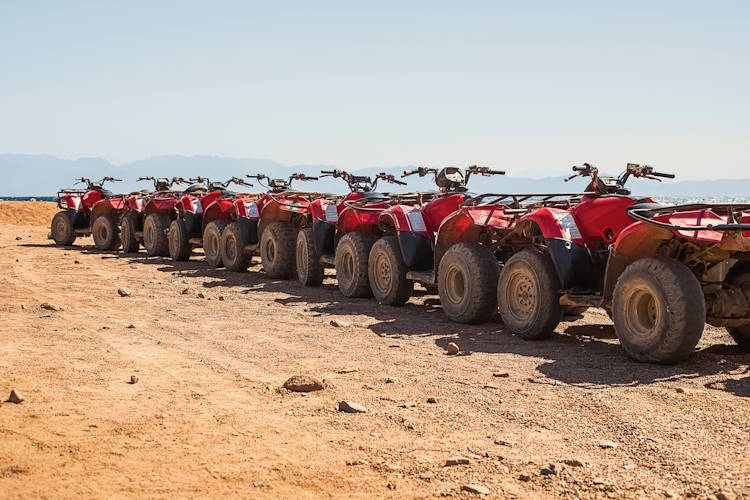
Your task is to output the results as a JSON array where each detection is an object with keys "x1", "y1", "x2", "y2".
[
  {"x1": 296, "y1": 169, "x2": 410, "y2": 297},
  {"x1": 368, "y1": 166, "x2": 505, "y2": 317},
  {"x1": 219, "y1": 173, "x2": 330, "y2": 278},
  {"x1": 119, "y1": 176, "x2": 185, "y2": 254},
  {"x1": 51, "y1": 176, "x2": 124, "y2": 250},
  {"x1": 169, "y1": 177, "x2": 255, "y2": 266},
  {"x1": 492, "y1": 163, "x2": 750, "y2": 363}
]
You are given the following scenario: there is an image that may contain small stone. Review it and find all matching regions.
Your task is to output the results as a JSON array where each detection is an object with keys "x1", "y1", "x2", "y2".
[
  {"x1": 540, "y1": 463, "x2": 560, "y2": 475},
  {"x1": 197, "y1": 292, "x2": 205, "y2": 299},
  {"x1": 594, "y1": 478, "x2": 607, "y2": 486},
  {"x1": 400, "y1": 401, "x2": 417, "y2": 408},
  {"x1": 7, "y1": 389, "x2": 24, "y2": 404},
  {"x1": 74, "y1": 260, "x2": 81, "y2": 264},
  {"x1": 129, "y1": 375, "x2": 139, "y2": 384},
  {"x1": 20, "y1": 304, "x2": 26, "y2": 310},
  {"x1": 445, "y1": 342, "x2": 460, "y2": 355},
  {"x1": 181, "y1": 288, "x2": 190, "y2": 295},
  {"x1": 283, "y1": 375, "x2": 324, "y2": 393},
  {"x1": 338, "y1": 401, "x2": 367, "y2": 413},
  {"x1": 623, "y1": 463, "x2": 636, "y2": 470},
  {"x1": 40, "y1": 302, "x2": 60, "y2": 311},
  {"x1": 117, "y1": 288, "x2": 131, "y2": 297},
  {"x1": 494, "y1": 438, "x2": 516, "y2": 447},
  {"x1": 253, "y1": 481, "x2": 263, "y2": 488},
  {"x1": 716, "y1": 492, "x2": 735, "y2": 500},
  {"x1": 15, "y1": 236, "x2": 22, "y2": 241},
  {"x1": 336, "y1": 368, "x2": 358, "y2": 374},
  {"x1": 330, "y1": 319, "x2": 349, "y2": 328},
  {"x1": 599, "y1": 440, "x2": 618, "y2": 449},
  {"x1": 461, "y1": 484, "x2": 490, "y2": 495},
  {"x1": 385, "y1": 377, "x2": 398, "y2": 384},
  {"x1": 518, "y1": 473, "x2": 531, "y2": 482},
  {"x1": 427, "y1": 397, "x2": 439, "y2": 404},
  {"x1": 445, "y1": 456, "x2": 470, "y2": 466},
  {"x1": 127, "y1": 324, "x2": 135, "y2": 329},
  {"x1": 563, "y1": 459, "x2": 584, "y2": 467},
  {"x1": 218, "y1": 296, "x2": 225, "y2": 301},
  {"x1": 493, "y1": 371, "x2": 510, "y2": 378},
  {"x1": 483, "y1": 384, "x2": 499, "y2": 390},
  {"x1": 676, "y1": 387, "x2": 689, "y2": 394},
  {"x1": 346, "y1": 459, "x2": 368, "y2": 466}
]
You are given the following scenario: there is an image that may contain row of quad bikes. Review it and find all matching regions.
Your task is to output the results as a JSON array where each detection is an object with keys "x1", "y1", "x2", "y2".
[{"x1": 51, "y1": 164, "x2": 750, "y2": 364}]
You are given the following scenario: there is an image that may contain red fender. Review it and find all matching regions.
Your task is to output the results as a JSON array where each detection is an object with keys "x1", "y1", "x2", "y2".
[
  {"x1": 202, "y1": 198, "x2": 233, "y2": 231},
  {"x1": 516, "y1": 207, "x2": 585, "y2": 244},
  {"x1": 378, "y1": 205, "x2": 432, "y2": 238},
  {"x1": 80, "y1": 190, "x2": 104, "y2": 211},
  {"x1": 57, "y1": 193, "x2": 82, "y2": 211},
  {"x1": 310, "y1": 198, "x2": 336, "y2": 224},
  {"x1": 337, "y1": 205, "x2": 382, "y2": 236},
  {"x1": 233, "y1": 198, "x2": 261, "y2": 220}
]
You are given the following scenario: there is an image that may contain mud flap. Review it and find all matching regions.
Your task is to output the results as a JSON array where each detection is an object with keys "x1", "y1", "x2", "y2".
[
  {"x1": 397, "y1": 231, "x2": 433, "y2": 270},
  {"x1": 69, "y1": 208, "x2": 88, "y2": 229},
  {"x1": 238, "y1": 217, "x2": 258, "y2": 245},
  {"x1": 546, "y1": 238, "x2": 595, "y2": 290},
  {"x1": 184, "y1": 212, "x2": 202, "y2": 237},
  {"x1": 313, "y1": 220, "x2": 335, "y2": 256}
]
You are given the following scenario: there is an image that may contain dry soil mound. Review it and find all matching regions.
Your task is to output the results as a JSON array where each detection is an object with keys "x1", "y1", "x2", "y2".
[{"x1": 0, "y1": 201, "x2": 58, "y2": 226}]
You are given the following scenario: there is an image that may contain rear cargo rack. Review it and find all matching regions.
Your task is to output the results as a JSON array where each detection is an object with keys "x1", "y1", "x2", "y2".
[
  {"x1": 461, "y1": 192, "x2": 592, "y2": 209},
  {"x1": 628, "y1": 203, "x2": 750, "y2": 232}
]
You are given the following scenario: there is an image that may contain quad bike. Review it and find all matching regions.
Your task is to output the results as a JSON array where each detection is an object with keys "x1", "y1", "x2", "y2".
[
  {"x1": 169, "y1": 177, "x2": 255, "y2": 265},
  {"x1": 119, "y1": 176, "x2": 184, "y2": 254},
  {"x1": 490, "y1": 163, "x2": 750, "y2": 363},
  {"x1": 218, "y1": 173, "x2": 327, "y2": 278},
  {"x1": 296, "y1": 169, "x2": 410, "y2": 297},
  {"x1": 51, "y1": 176, "x2": 123, "y2": 250},
  {"x1": 367, "y1": 166, "x2": 505, "y2": 316}
]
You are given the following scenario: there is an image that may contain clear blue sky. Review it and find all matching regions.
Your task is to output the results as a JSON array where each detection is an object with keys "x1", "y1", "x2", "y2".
[{"x1": 1, "y1": 1, "x2": 748, "y2": 179}]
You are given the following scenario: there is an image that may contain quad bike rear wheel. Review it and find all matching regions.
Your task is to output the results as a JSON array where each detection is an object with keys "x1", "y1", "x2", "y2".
[
  {"x1": 439, "y1": 242, "x2": 498, "y2": 324},
  {"x1": 221, "y1": 221, "x2": 251, "y2": 272},
  {"x1": 203, "y1": 220, "x2": 227, "y2": 267},
  {"x1": 612, "y1": 257, "x2": 705, "y2": 364},
  {"x1": 296, "y1": 227, "x2": 324, "y2": 286},
  {"x1": 92, "y1": 215, "x2": 121, "y2": 251},
  {"x1": 120, "y1": 212, "x2": 140, "y2": 253},
  {"x1": 51, "y1": 211, "x2": 76, "y2": 246},
  {"x1": 169, "y1": 218, "x2": 191, "y2": 261},
  {"x1": 497, "y1": 248, "x2": 561, "y2": 339},
  {"x1": 143, "y1": 213, "x2": 170, "y2": 257},
  {"x1": 335, "y1": 232, "x2": 376, "y2": 297},
  {"x1": 261, "y1": 221, "x2": 297, "y2": 279},
  {"x1": 369, "y1": 235, "x2": 413, "y2": 306},
  {"x1": 724, "y1": 265, "x2": 750, "y2": 351}
]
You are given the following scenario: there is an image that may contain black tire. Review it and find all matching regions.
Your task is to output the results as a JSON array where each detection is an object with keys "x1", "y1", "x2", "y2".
[
  {"x1": 221, "y1": 221, "x2": 251, "y2": 272},
  {"x1": 497, "y1": 248, "x2": 561, "y2": 339},
  {"x1": 203, "y1": 220, "x2": 227, "y2": 267},
  {"x1": 726, "y1": 266, "x2": 750, "y2": 351},
  {"x1": 260, "y1": 221, "x2": 297, "y2": 279},
  {"x1": 296, "y1": 227, "x2": 324, "y2": 286},
  {"x1": 120, "y1": 212, "x2": 140, "y2": 253},
  {"x1": 169, "y1": 218, "x2": 191, "y2": 261},
  {"x1": 335, "y1": 232, "x2": 376, "y2": 298},
  {"x1": 438, "y1": 242, "x2": 498, "y2": 324},
  {"x1": 92, "y1": 215, "x2": 121, "y2": 251},
  {"x1": 368, "y1": 235, "x2": 413, "y2": 306},
  {"x1": 51, "y1": 211, "x2": 76, "y2": 246},
  {"x1": 612, "y1": 257, "x2": 705, "y2": 364},
  {"x1": 143, "y1": 213, "x2": 170, "y2": 257}
]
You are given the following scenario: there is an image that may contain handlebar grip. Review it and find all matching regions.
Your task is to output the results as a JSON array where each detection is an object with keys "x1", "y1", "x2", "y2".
[
  {"x1": 306, "y1": 176, "x2": 319, "y2": 180},
  {"x1": 402, "y1": 169, "x2": 417, "y2": 177},
  {"x1": 652, "y1": 172, "x2": 675, "y2": 179},
  {"x1": 490, "y1": 170, "x2": 505, "y2": 175},
  {"x1": 320, "y1": 170, "x2": 334, "y2": 175},
  {"x1": 572, "y1": 166, "x2": 585, "y2": 172},
  {"x1": 393, "y1": 179, "x2": 407, "y2": 185}
]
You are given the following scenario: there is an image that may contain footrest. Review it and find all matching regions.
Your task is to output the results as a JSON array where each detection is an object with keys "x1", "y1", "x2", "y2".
[
  {"x1": 319, "y1": 254, "x2": 335, "y2": 266},
  {"x1": 406, "y1": 270, "x2": 435, "y2": 286}
]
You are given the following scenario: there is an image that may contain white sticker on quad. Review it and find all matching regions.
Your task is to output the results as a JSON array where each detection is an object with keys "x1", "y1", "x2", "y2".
[
  {"x1": 247, "y1": 203, "x2": 260, "y2": 219},
  {"x1": 325, "y1": 203, "x2": 338, "y2": 222},
  {"x1": 407, "y1": 211, "x2": 427, "y2": 232}
]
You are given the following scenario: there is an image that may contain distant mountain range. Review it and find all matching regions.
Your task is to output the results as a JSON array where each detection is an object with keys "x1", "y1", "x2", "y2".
[{"x1": 2, "y1": 153, "x2": 749, "y2": 198}]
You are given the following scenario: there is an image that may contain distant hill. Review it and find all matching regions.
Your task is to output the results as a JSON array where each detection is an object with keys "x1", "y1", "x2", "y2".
[{"x1": 2, "y1": 153, "x2": 749, "y2": 198}]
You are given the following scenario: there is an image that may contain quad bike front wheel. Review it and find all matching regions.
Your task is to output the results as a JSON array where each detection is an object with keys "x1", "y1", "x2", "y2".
[
  {"x1": 497, "y1": 248, "x2": 561, "y2": 338},
  {"x1": 439, "y1": 242, "x2": 498, "y2": 324},
  {"x1": 120, "y1": 212, "x2": 140, "y2": 253},
  {"x1": 724, "y1": 265, "x2": 750, "y2": 351},
  {"x1": 169, "y1": 218, "x2": 191, "y2": 261},
  {"x1": 51, "y1": 211, "x2": 76, "y2": 246},
  {"x1": 261, "y1": 221, "x2": 297, "y2": 279},
  {"x1": 143, "y1": 213, "x2": 171, "y2": 257},
  {"x1": 612, "y1": 257, "x2": 705, "y2": 364},
  {"x1": 335, "y1": 232, "x2": 376, "y2": 297},
  {"x1": 221, "y1": 221, "x2": 251, "y2": 272},
  {"x1": 92, "y1": 215, "x2": 121, "y2": 251},
  {"x1": 203, "y1": 220, "x2": 227, "y2": 267},
  {"x1": 368, "y1": 235, "x2": 413, "y2": 306},
  {"x1": 296, "y1": 227, "x2": 324, "y2": 286}
]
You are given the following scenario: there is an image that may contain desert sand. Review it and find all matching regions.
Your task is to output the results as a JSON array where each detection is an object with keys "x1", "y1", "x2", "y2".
[{"x1": 0, "y1": 201, "x2": 748, "y2": 498}]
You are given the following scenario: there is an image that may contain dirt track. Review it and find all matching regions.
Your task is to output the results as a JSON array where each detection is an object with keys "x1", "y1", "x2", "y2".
[{"x1": 1, "y1": 203, "x2": 749, "y2": 498}]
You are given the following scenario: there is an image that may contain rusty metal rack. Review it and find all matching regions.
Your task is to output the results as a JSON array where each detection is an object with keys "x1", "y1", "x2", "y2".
[{"x1": 628, "y1": 203, "x2": 750, "y2": 232}]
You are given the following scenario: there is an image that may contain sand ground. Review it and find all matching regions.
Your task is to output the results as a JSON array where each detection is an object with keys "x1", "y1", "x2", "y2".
[{"x1": 0, "y1": 202, "x2": 749, "y2": 499}]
